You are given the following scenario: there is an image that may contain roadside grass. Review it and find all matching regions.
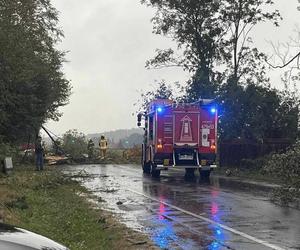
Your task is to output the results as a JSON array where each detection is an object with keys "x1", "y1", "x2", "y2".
[
  {"x1": 213, "y1": 166, "x2": 283, "y2": 185},
  {"x1": 0, "y1": 165, "x2": 152, "y2": 250}
]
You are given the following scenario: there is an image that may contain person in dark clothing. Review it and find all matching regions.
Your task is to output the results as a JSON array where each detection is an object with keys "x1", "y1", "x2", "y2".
[
  {"x1": 87, "y1": 139, "x2": 95, "y2": 159},
  {"x1": 35, "y1": 136, "x2": 44, "y2": 171}
]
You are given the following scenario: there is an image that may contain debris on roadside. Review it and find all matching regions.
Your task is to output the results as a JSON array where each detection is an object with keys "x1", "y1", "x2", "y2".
[
  {"x1": 225, "y1": 169, "x2": 232, "y2": 176},
  {"x1": 69, "y1": 169, "x2": 90, "y2": 178},
  {"x1": 99, "y1": 174, "x2": 109, "y2": 178},
  {"x1": 101, "y1": 189, "x2": 118, "y2": 193},
  {"x1": 45, "y1": 155, "x2": 69, "y2": 165},
  {"x1": 97, "y1": 216, "x2": 106, "y2": 224},
  {"x1": 97, "y1": 197, "x2": 106, "y2": 203},
  {"x1": 127, "y1": 239, "x2": 147, "y2": 246}
]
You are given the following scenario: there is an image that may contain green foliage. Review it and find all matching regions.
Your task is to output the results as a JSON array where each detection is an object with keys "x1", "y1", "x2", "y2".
[
  {"x1": 142, "y1": 0, "x2": 226, "y2": 99},
  {"x1": 61, "y1": 130, "x2": 88, "y2": 160},
  {"x1": 137, "y1": 81, "x2": 174, "y2": 111},
  {"x1": 142, "y1": 0, "x2": 224, "y2": 71},
  {"x1": 219, "y1": 83, "x2": 299, "y2": 141},
  {"x1": 220, "y1": 0, "x2": 280, "y2": 81},
  {"x1": 141, "y1": 0, "x2": 299, "y2": 143},
  {"x1": 0, "y1": 143, "x2": 18, "y2": 162},
  {"x1": 141, "y1": 0, "x2": 281, "y2": 99},
  {"x1": 0, "y1": 0, "x2": 71, "y2": 143},
  {"x1": 264, "y1": 141, "x2": 300, "y2": 203},
  {"x1": 185, "y1": 68, "x2": 219, "y2": 101},
  {"x1": 264, "y1": 141, "x2": 300, "y2": 183},
  {"x1": 6, "y1": 196, "x2": 28, "y2": 210}
]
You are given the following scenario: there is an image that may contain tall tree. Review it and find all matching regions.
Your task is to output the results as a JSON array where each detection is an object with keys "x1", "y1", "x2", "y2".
[
  {"x1": 142, "y1": 0, "x2": 281, "y2": 99},
  {"x1": 141, "y1": 0, "x2": 227, "y2": 99},
  {"x1": 0, "y1": 0, "x2": 71, "y2": 143},
  {"x1": 221, "y1": 0, "x2": 281, "y2": 84},
  {"x1": 142, "y1": 0, "x2": 300, "y2": 142}
]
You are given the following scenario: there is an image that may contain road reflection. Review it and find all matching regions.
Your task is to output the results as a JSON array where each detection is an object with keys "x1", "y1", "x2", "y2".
[
  {"x1": 142, "y1": 179, "x2": 228, "y2": 249},
  {"x1": 208, "y1": 188, "x2": 226, "y2": 250},
  {"x1": 151, "y1": 196, "x2": 179, "y2": 249}
]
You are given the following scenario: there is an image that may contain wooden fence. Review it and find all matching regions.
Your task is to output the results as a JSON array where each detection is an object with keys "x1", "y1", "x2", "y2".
[{"x1": 219, "y1": 138, "x2": 293, "y2": 167}]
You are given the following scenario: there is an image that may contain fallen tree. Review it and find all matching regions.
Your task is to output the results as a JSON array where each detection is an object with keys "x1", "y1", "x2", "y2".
[{"x1": 264, "y1": 141, "x2": 300, "y2": 204}]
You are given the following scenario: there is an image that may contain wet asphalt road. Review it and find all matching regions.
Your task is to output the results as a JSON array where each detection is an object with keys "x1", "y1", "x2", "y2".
[{"x1": 64, "y1": 164, "x2": 300, "y2": 250}]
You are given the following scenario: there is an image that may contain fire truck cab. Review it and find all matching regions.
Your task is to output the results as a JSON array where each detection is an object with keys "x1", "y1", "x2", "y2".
[{"x1": 137, "y1": 99, "x2": 218, "y2": 178}]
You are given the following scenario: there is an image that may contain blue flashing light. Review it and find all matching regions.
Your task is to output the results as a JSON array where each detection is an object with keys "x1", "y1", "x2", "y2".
[
  {"x1": 208, "y1": 242, "x2": 220, "y2": 250},
  {"x1": 210, "y1": 107, "x2": 217, "y2": 114},
  {"x1": 157, "y1": 107, "x2": 163, "y2": 113}
]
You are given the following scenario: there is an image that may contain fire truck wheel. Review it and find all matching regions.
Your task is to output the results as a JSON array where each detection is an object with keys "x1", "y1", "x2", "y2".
[
  {"x1": 151, "y1": 163, "x2": 161, "y2": 178},
  {"x1": 143, "y1": 162, "x2": 151, "y2": 174},
  {"x1": 200, "y1": 170, "x2": 211, "y2": 179}
]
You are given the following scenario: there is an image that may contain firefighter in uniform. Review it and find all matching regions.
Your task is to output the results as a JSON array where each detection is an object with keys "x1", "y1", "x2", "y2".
[{"x1": 99, "y1": 135, "x2": 108, "y2": 159}]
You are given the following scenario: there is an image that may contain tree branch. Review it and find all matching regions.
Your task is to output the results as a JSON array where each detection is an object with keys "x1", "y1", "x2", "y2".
[{"x1": 266, "y1": 51, "x2": 300, "y2": 69}]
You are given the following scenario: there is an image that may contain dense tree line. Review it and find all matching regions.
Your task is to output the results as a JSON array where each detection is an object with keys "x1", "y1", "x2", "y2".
[
  {"x1": 0, "y1": 0, "x2": 71, "y2": 144},
  {"x1": 141, "y1": 0, "x2": 299, "y2": 142}
]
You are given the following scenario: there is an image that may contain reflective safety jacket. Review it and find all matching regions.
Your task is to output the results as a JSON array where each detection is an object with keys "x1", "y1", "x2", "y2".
[{"x1": 99, "y1": 139, "x2": 108, "y2": 150}]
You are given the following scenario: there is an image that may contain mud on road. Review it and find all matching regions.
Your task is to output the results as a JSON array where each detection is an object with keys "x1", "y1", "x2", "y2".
[{"x1": 64, "y1": 164, "x2": 300, "y2": 250}]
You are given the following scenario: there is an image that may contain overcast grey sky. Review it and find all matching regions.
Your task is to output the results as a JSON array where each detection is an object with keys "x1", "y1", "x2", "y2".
[{"x1": 47, "y1": 0, "x2": 299, "y2": 135}]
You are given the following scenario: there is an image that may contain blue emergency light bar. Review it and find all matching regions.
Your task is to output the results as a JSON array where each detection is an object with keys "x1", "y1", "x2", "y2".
[
  {"x1": 210, "y1": 107, "x2": 217, "y2": 114},
  {"x1": 157, "y1": 107, "x2": 163, "y2": 113}
]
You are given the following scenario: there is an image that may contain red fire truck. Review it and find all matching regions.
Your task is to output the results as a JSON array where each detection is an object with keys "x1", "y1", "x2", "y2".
[{"x1": 137, "y1": 99, "x2": 218, "y2": 178}]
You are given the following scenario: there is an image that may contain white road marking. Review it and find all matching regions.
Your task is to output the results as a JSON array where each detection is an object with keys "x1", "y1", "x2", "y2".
[{"x1": 127, "y1": 188, "x2": 286, "y2": 250}]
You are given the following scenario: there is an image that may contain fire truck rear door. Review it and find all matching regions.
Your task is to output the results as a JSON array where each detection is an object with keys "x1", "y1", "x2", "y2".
[{"x1": 173, "y1": 111, "x2": 200, "y2": 147}]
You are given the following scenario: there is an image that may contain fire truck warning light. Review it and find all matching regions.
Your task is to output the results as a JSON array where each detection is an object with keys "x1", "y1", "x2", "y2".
[
  {"x1": 210, "y1": 107, "x2": 217, "y2": 114},
  {"x1": 157, "y1": 107, "x2": 163, "y2": 113}
]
